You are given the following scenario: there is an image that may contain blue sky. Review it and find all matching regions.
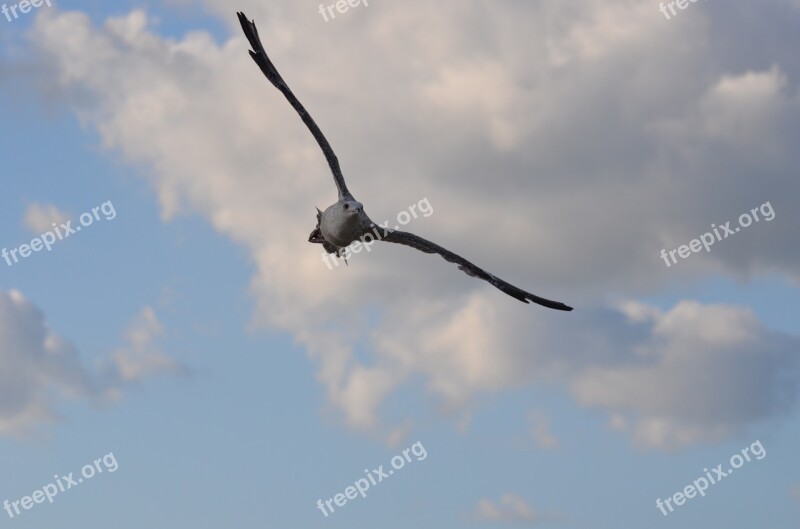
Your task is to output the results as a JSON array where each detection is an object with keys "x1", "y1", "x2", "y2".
[{"x1": 1, "y1": 0, "x2": 799, "y2": 527}]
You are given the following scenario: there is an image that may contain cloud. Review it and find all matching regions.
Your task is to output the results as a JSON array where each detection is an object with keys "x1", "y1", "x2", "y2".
[
  {"x1": 472, "y1": 493, "x2": 540, "y2": 524},
  {"x1": 367, "y1": 297, "x2": 800, "y2": 450},
  {"x1": 17, "y1": 1, "x2": 800, "y2": 447},
  {"x1": 0, "y1": 290, "x2": 94, "y2": 437},
  {"x1": 0, "y1": 290, "x2": 182, "y2": 437},
  {"x1": 107, "y1": 306, "x2": 187, "y2": 384},
  {"x1": 528, "y1": 410, "x2": 559, "y2": 449},
  {"x1": 568, "y1": 301, "x2": 800, "y2": 450},
  {"x1": 22, "y1": 202, "x2": 69, "y2": 234}
]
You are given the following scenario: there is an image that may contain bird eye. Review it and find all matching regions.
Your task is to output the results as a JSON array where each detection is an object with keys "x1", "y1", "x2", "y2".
[{"x1": 343, "y1": 204, "x2": 349, "y2": 209}]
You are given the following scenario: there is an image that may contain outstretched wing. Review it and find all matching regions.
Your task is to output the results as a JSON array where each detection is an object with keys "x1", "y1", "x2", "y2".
[
  {"x1": 237, "y1": 12, "x2": 353, "y2": 200},
  {"x1": 381, "y1": 229, "x2": 573, "y2": 311}
]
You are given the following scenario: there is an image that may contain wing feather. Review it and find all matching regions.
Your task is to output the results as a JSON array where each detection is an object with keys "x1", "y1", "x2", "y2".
[
  {"x1": 381, "y1": 229, "x2": 573, "y2": 311},
  {"x1": 237, "y1": 12, "x2": 353, "y2": 200}
]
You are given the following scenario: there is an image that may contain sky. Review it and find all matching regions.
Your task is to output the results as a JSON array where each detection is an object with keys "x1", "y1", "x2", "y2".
[{"x1": 0, "y1": 0, "x2": 799, "y2": 527}]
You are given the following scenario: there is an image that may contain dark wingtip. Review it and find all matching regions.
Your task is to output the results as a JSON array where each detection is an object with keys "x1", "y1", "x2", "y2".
[
  {"x1": 524, "y1": 295, "x2": 573, "y2": 312},
  {"x1": 546, "y1": 301, "x2": 574, "y2": 312},
  {"x1": 237, "y1": 12, "x2": 262, "y2": 53}
]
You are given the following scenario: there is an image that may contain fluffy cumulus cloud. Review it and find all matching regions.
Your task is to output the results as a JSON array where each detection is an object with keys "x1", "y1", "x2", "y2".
[
  {"x1": 17, "y1": 0, "x2": 800, "y2": 446},
  {"x1": 569, "y1": 302, "x2": 800, "y2": 450},
  {"x1": 0, "y1": 290, "x2": 94, "y2": 437},
  {"x1": 374, "y1": 297, "x2": 800, "y2": 449},
  {"x1": 0, "y1": 290, "x2": 182, "y2": 437}
]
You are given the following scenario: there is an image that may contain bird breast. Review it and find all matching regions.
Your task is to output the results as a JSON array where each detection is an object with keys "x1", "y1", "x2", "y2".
[{"x1": 320, "y1": 212, "x2": 365, "y2": 247}]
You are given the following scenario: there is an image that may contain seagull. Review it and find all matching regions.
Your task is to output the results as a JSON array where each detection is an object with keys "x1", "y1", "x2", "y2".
[{"x1": 237, "y1": 12, "x2": 573, "y2": 311}]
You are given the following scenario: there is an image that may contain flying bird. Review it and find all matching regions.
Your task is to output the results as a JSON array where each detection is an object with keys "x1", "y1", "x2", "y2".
[{"x1": 237, "y1": 12, "x2": 573, "y2": 311}]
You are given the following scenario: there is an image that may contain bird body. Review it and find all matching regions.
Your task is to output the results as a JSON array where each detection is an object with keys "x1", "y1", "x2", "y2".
[
  {"x1": 319, "y1": 199, "x2": 371, "y2": 248},
  {"x1": 237, "y1": 12, "x2": 573, "y2": 311}
]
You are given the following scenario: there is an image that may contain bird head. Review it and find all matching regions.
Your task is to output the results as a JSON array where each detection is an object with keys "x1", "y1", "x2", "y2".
[
  {"x1": 327, "y1": 199, "x2": 364, "y2": 225},
  {"x1": 340, "y1": 199, "x2": 363, "y2": 216}
]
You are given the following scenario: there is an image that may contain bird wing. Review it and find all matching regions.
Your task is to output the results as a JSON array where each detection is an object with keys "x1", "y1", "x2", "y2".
[
  {"x1": 380, "y1": 229, "x2": 573, "y2": 311},
  {"x1": 237, "y1": 12, "x2": 353, "y2": 200}
]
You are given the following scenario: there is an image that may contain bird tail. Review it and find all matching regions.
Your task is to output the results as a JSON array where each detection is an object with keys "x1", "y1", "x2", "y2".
[{"x1": 308, "y1": 208, "x2": 325, "y2": 244}]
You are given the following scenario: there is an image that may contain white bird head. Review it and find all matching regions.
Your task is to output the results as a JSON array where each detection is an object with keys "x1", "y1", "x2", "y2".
[{"x1": 328, "y1": 199, "x2": 364, "y2": 222}]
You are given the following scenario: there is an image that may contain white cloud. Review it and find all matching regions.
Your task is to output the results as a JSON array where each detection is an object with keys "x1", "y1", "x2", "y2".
[
  {"x1": 0, "y1": 290, "x2": 182, "y2": 437},
  {"x1": 18, "y1": 2, "x2": 800, "y2": 447},
  {"x1": 528, "y1": 410, "x2": 559, "y2": 449},
  {"x1": 108, "y1": 306, "x2": 186, "y2": 383},
  {"x1": 569, "y1": 302, "x2": 800, "y2": 450},
  {"x1": 22, "y1": 202, "x2": 69, "y2": 234},
  {"x1": 0, "y1": 290, "x2": 93, "y2": 437}
]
